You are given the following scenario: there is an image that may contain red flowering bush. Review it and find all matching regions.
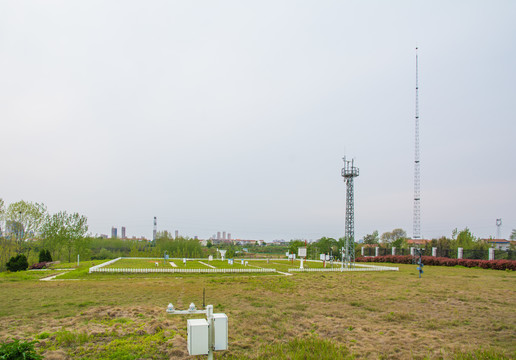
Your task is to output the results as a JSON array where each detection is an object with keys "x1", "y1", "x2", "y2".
[
  {"x1": 29, "y1": 262, "x2": 49, "y2": 270},
  {"x1": 355, "y1": 254, "x2": 515, "y2": 270}
]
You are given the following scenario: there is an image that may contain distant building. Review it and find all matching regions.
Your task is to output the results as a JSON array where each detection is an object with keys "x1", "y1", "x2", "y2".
[
  {"x1": 272, "y1": 240, "x2": 287, "y2": 245},
  {"x1": 486, "y1": 239, "x2": 511, "y2": 250},
  {"x1": 228, "y1": 233, "x2": 231, "y2": 240},
  {"x1": 175, "y1": 230, "x2": 179, "y2": 239},
  {"x1": 194, "y1": 236, "x2": 198, "y2": 240},
  {"x1": 406, "y1": 239, "x2": 431, "y2": 246},
  {"x1": 231, "y1": 239, "x2": 265, "y2": 246},
  {"x1": 121, "y1": 227, "x2": 126, "y2": 239},
  {"x1": 217, "y1": 232, "x2": 221, "y2": 240},
  {"x1": 111, "y1": 227, "x2": 117, "y2": 238},
  {"x1": 223, "y1": 231, "x2": 226, "y2": 240}
]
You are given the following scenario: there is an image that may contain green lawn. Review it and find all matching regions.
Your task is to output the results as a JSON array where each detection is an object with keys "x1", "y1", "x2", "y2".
[
  {"x1": 0, "y1": 263, "x2": 514, "y2": 359},
  {"x1": 205, "y1": 259, "x2": 249, "y2": 269},
  {"x1": 249, "y1": 259, "x2": 328, "y2": 272},
  {"x1": 103, "y1": 258, "x2": 180, "y2": 269},
  {"x1": 103, "y1": 258, "x2": 262, "y2": 270}
]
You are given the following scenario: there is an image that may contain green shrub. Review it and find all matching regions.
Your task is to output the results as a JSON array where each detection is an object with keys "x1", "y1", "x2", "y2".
[
  {"x1": 38, "y1": 250, "x2": 52, "y2": 263},
  {"x1": 6, "y1": 254, "x2": 28, "y2": 272},
  {"x1": 0, "y1": 339, "x2": 42, "y2": 360}
]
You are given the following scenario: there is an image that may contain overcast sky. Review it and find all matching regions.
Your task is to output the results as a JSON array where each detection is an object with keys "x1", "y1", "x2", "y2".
[{"x1": 1, "y1": 1, "x2": 515, "y2": 241}]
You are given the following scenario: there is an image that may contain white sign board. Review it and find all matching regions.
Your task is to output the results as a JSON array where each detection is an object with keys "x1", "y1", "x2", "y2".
[
  {"x1": 288, "y1": 253, "x2": 296, "y2": 260},
  {"x1": 298, "y1": 247, "x2": 307, "y2": 258},
  {"x1": 320, "y1": 254, "x2": 330, "y2": 261},
  {"x1": 208, "y1": 255, "x2": 213, "y2": 261}
]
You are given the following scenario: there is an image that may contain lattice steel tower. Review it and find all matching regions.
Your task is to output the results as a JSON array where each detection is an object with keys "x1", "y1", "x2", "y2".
[
  {"x1": 496, "y1": 218, "x2": 502, "y2": 239},
  {"x1": 342, "y1": 156, "x2": 359, "y2": 267},
  {"x1": 413, "y1": 47, "x2": 421, "y2": 239}
]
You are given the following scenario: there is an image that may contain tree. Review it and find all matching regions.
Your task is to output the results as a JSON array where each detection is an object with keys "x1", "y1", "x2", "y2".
[
  {"x1": 455, "y1": 228, "x2": 475, "y2": 249},
  {"x1": 6, "y1": 254, "x2": 28, "y2": 272},
  {"x1": 206, "y1": 240, "x2": 213, "y2": 248},
  {"x1": 4, "y1": 200, "x2": 47, "y2": 243},
  {"x1": 314, "y1": 237, "x2": 337, "y2": 255},
  {"x1": 511, "y1": 229, "x2": 516, "y2": 241},
  {"x1": 381, "y1": 228, "x2": 407, "y2": 243},
  {"x1": 288, "y1": 240, "x2": 306, "y2": 255},
  {"x1": 0, "y1": 198, "x2": 5, "y2": 233},
  {"x1": 391, "y1": 237, "x2": 407, "y2": 249},
  {"x1": 41, "y1": 211, "x2": 89, "y2": 262},
  {"x1": 40, "y1": 212, "x2": 68, "y2": 260},
  {"x1": 39, "y1": 249, "x2": 48, "y2": 263},
  {"x1": 65, "y1": 213, "x2": 89, "y2": 262},
  {"x1": 363, "y1": 231, "x2": 379, "y2": 245}
]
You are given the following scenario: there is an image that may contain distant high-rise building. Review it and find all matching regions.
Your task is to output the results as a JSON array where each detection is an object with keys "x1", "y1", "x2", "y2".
[
  {"x1": 194, "y1": 236, "x2": 198, "y2": 240},
  {"x1": 217, "y1": 232, "x2": 221, "y2": 240},
  {"x1": 175, "y1": 230, "x2": 179, "y2": 239},
  {"x1": 153, "y1": 217, "x2": 157, "y2": 242},
  {"x1": 111, "y1": 227, "x2": 118, "y2": 238},
  {"x1": 223, "y1": 231, "x2": 226, "y2": 240},
  {"x1": 121, "y1": 227, "x2": 126, "y2": 239},
  {"x1": 228, "y1": 233, "x2": 231, "y2": 240}
]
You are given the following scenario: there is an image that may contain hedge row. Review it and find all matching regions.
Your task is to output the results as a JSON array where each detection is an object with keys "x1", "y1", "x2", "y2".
[{"x1": 356, "y1": 255, "x2": 516, "y2": 271}]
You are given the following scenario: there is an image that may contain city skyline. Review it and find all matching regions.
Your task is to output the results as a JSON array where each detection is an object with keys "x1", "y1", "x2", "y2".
[{"x1": 1, "y1": 1, "x2": 514, "y2": 242}]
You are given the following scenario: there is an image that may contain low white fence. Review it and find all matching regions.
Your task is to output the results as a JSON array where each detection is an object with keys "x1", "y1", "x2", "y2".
[
  {"x1": 90, "y1": 267, "x2": 276, "y2": 274},
  {"x1": 89, "y1": 257, "x2": 122, "y2": 273}
]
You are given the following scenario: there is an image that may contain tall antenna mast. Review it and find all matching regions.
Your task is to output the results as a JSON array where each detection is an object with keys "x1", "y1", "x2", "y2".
[
  {"x1": 341, "y1": 156, "x2": 359, "y2": 267},
  {"x1": 413, "y1": 47, "x2": 421, "y2": 239}
]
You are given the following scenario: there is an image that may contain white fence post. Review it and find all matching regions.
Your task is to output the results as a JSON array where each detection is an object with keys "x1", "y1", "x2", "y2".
[
  {"x1": 489, "y1": 248, "x2": 495, "y2": 261},
  {"x1": 375, "y1": 247, "x2": 379, "y2": 257},
  {"x1": 432, "y1": 247, "x2": 437, "y2": 257},
  {"x1": 392, "y1": 247, "x2": 396, "y2": 256},
  {"x1": 458, "y1": 247, "x2": 463, "y2": 259},
  {"x1": 361, "y1": 247, "x2": 365, "y2": 256},
  {"x1": 410, "y1": 247, "x2": 415, "y2": 256}
]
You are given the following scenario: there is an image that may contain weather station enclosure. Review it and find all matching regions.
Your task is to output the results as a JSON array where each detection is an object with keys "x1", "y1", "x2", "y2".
[
  {"x1": 187, "y1": 319, "x2": 209, "y2": 355},
  {"x1": 213, "y1": 313, "x2": 228, "y2": 351}
]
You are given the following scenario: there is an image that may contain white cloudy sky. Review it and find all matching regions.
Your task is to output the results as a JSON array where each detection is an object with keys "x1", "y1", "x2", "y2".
[{"x1": 1, "y1": 1, "x2": 515, "y2": 241}]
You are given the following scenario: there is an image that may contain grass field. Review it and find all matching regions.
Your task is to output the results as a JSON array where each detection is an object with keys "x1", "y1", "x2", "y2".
[
  {"x1": 103, "y1": 258, "x2": 252, "y2": 270},
  {"x1": 0, "y1": 263, "x2": 514, "y2": 359}
]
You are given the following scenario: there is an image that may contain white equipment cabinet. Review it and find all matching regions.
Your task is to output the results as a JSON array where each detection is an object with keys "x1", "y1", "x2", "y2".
[
  {"x1": 187, "y1": 319, "x2": 209, "y2": 355},
  {"x1": 213, "y1": 313, "x2": 228, "y2": 351}
]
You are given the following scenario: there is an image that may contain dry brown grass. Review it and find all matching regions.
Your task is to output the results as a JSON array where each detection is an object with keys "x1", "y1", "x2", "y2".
[{"x1": 0, "y1": 264, "x2": 514, "y2": 359}]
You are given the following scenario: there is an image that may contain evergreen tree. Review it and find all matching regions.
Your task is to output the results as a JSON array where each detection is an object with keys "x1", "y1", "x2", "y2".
[
  {"x1": 39, "y1": 249, "x2": 45, "y2": 263},
  {"x1": 6, "y1": 254, "x2": 28, "y2": 272}
]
